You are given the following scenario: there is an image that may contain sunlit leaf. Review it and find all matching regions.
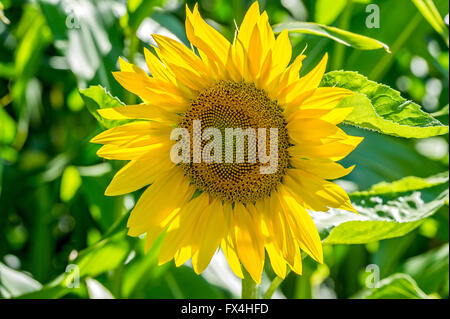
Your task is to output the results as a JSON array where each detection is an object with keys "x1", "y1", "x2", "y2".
[
  {"x1": 126, "y1": 0, "x2": 162, "y2": 32},
  {"x1": 60, "y1": 166, "x2": 82, "y2": 202},
  {"x1": 15, "y1": 222, "x2": 131, "y2": 299},
  {"x1": 432, "y1": 104, "x2": 449, "y2": 117},
  {"x1": 355, "y1": 273, "x2": 431, "y2": 299},
  {"x1": 314, "y1": 0, "x2": 347, "y2": 25},
  {"x1": 0, "y1": 262, "x2": 42, "y2": 298},
  {"x1": 315, "y1": 172, "x2": 449, "y2": 244},
  {"x1": 322, "y1": 71, "x2": 449, "y2": 138},
  {"x1": 412, "y1": 0, "x2": 449, "y2": 46},
  {"x1": 85, "y1": 278, "x2": 115, "y2": 299},
  {"x1": 39, "y1": 0, "x2": 124, "y2": 86},
  {"x1": 273, "y1": 21, "x2": 390, "y2": 52},
  {"x1": 79, "y1": 85, "x2": 129, "y2": 129},
  {"x1": 0, "y1": 108, "x2": 16, "y2": 145},
  {"x1": 400, "y1": 243, "x2": 449, "y2": 294}
]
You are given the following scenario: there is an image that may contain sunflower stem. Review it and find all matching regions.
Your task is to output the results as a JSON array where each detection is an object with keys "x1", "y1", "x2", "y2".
[
  {"x1": 241, "y1": 269, "x2": 259, "y2": 299},
  {"x1": 263, "y1": 274, "x2": 287, "y2": 299}
]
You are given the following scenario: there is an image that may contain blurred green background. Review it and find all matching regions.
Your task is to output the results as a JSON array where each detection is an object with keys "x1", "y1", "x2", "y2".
[{"x1": 0, "y1": 0, "x2": 448, "y2": 299}]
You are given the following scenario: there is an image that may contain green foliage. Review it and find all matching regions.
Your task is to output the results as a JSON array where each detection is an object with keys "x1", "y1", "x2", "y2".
[
  {"x1": 60, "y1": 166, "x2": 82, "y2": 202},
  {"x1": 400, "y1": 243, "x2": 449, "y2": 294},
  {"x1": 0, "y1": 0, "x2": 448, "y2": 300},
  {"x1": 356, "y1": 274, "x2": 431, "y2": 299},
  {"x1": 318, "y1": 172, "x2": 449, "y2": 244},
  {"x1": 322, "y1": 71, "x2": 449, "y2": 138},
  {"x1": 273, "y1": 21, "x2": 390, "y2": 51},
  {"x1": 0, "y1": 262, "x2": 42, "y2": 298},
  {"x1": 79, "y1": 85, "x2": 128, "y2": 129},
  {"x1": 412, "y1": 0, "x2": 449, "y2": 46}
]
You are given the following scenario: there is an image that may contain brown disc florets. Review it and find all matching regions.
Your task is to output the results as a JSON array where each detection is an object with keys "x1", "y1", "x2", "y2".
[{"x1": 179, "y1": 80, "x2": 289, "y2": 203}]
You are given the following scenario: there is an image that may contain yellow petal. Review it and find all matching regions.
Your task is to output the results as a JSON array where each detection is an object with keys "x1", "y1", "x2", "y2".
[
  {"x1": 278, "y1": 54, "x2": 306, "y2": 90},
  {"x1": 192, "y1": 199, "x2": 226, "y2": 274},
  {"x1": 118, "y1": 57, "x2": 146, "y2": 74},
  {"x1": 153, "y1": 34, "x2": 212, "y2": 91},
  {"x1": 277, "y1": 188, "x2": 324, "y2": 263},
  {"x1": 127, "y1": 168, "x2": 195, "y2": 237},
  {"x1": 284, "y1": 168, "x2": 358, "y2": 214},
  {"x1": 112, "y1": 71, "x2": 189, "y2": 108},
  {"x1": 221, "y1": 237, "x2": 244, "y2": 279},
  {"x1": 237, "y1": 2, "x2": 261, "y2": 52},
  {"x1": 300, "y1": 87, "x2": 354, "y2": 110},
  {"x1": 265, "y1": 242, "x2": 287, "y2": 279},
  {"x1": 98, "y1": 104, "x2": 181, "y2": 124},
  {"x1": 270, "y1": 29, "x2": 292, "y2": 80},
  {"x1": 105, "y1": 146, "x2": 174, "y2": 196},
  {"x1": 185, "y1": 4, "x2": 236, "y2": 78},
  {"x1": 298, "y1": 53, "x2": 328, "y2": 89},
  {"x1": 90, "y1": 121, "x2": 154, "y2": 146},
  {"x1": 288, "y1": 107, "x2": 354, "y2": 125},
  {"x1": 174, "y1": 246, "x2": 192, "y2": 267},
  {"x1": 158, "y1": 193, "x2": 209, "y2": 265},
  {"x1": 232, "y1": 203, "x2": 265, "y2": 283},
  {"x1": 290, "y1": 158, "x2": 355, "y2": 180},
  {"x1": 289, "y1": 248, "x2": 303, "y2": 275},
  {"x1": 143, "y1": 47, "x2": 172, "y2": 81},
  {"x1": 247, "y1": 22, "x2": 264, "y2": 80},
  {"x1": 96, "y1": 143, "x2": 162, "y2": 160}
]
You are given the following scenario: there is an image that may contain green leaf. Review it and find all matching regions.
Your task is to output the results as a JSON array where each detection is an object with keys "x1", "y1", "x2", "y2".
[
  {"x1": 0, "y1": 262, "x2": 42, "y2": 298},
  {"x1": 273, "y1": 22, "x2": 390, "y2": 52},
  {"x1": 74, "y1": 232, "x2": 131, "y2": 279},
  {"x1": 432, "y1": 104, "x2": 449, "y2": 117},
  {"x1": 316, "y1": 172, "x2": 449, "y2": 244},
  {"x1": 314, "y1": 0, "x2": 347, "y2": 25},
  {"x1": 60, "y1": 166, "x2": 82, "y2": 202},
  {"x1": 0, "y1": 108, "x2": 16, "y2": 145},
  {"x1": 0, "y1": 2, "x2": 10, "y2": 24},
  {"x1": 355, "y1": 273, "x2": 431, "y2": 299},
  {"x1": 340, "y1": 126, "x2": 447, "y2": 190},
  {"x1": 15, "y1": 215, "x2": 131, "y2": 299},
  {"x1": 412, "y1": 0, "x2": 449, "y2": 46},
  {"x1": 39, "y1": 0, "x2": 123, "y2": 86},
  {"x1": 79, "y1": 85, "x2": 129, "y2": 129},
  {"x1": 321, "y1": 71, "x2": 449, "y2": 138},
  {"x1": 126, "y1": 0, "x2": 162, "y2": 32},
  {"x1": 85, "y1": 278, "x2": 115, "y2": 299},
  {"x1": 14, "y1": 6, "x2": 51, "y2": 79},
  {"x1": 400, "y1": 243, "x2": 449, "y2": 294}
]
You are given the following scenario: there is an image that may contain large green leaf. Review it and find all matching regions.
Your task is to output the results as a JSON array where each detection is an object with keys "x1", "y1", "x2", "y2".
[
  {"x1": 273, "y1": 22, "x2": 389, "y2": 52},
  {"x1": 79, "y1": 85, "x2": 129, "y2": 129},
  {"x1": 355, "y1": 273, "x2": 431, "y2": 299},
  {"x1": 321, "y1": 71, "x2": 449, "y2": 138},
  {"x1": 315, "y1": 172, "x2": 449, "y2": 244}
]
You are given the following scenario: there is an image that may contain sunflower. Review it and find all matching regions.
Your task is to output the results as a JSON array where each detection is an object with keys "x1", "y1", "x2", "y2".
[{"x1": 91, "y1": 2, "x2": 363, "y2": 283}]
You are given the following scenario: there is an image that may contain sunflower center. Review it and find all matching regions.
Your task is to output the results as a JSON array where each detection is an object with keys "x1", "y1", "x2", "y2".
[{"x1": 179, "y1": 80, "x2": 289, "y2": 203}]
